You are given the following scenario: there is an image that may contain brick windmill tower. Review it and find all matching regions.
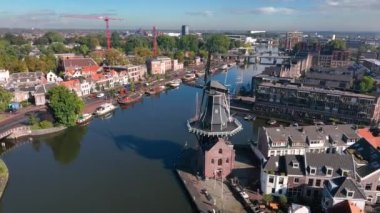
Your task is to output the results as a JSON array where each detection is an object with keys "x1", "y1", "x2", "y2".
[{"x1": 187, "y1": 53, "x2": 243, "y2": 179}]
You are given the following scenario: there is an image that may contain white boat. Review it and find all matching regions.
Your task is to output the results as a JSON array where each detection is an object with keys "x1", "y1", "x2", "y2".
[
  {"x1": 76, "y1": 113, "x2": 93, "y2": 125},
  {"x1": 94, "y1": 103, "x2": 116, "y2": 116},
  {"x1": 267, "y1": 119, "x2": 277, "y2": 126},
  {"x1": 244, "y1": 115, "x2": 253, "y2": 120},
  {"x1": 182, "y1": 73, "x2": 196, "y2": 82},
  {"x1": 219, "y1": 64, "x2": 228, "y2": 70},
  {"x1": 167, "y1": 79, "x2": 182, "y2": 88}
]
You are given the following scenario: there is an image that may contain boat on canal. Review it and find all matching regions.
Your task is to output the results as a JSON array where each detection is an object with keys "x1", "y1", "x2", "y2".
[
  {"x1": 219, "y1": 64, "x2": 228, "y2": 71},
  {"x1": 94, "y1": 103, "x2": 117, "y2": 116},
  {"x1": 267, "y1": 119, "x2": 277, "y2": 126},
  {"x1": 76, "y1": 113, "x2": 93, "y2": 125},
  {"x1": 145, "y1": 85, "x2": 166, "y2": 95},
  {"x1": 167, "y1": 79, "x2": 182, "y2": 88},
  {"x1": 118, "y1": 92, "x2": 143, "y2": 105},
  {"x1": 195, "y1": 71, "x2": 205, "y2": 77},
  {"x1": 181, "y1": 73, "x2": 196, "y2": 82}
]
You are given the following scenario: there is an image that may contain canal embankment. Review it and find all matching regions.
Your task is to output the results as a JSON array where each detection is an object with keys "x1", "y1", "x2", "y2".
[{"x1": 0, "y1": 159, "x2": 9, "y2": 199}]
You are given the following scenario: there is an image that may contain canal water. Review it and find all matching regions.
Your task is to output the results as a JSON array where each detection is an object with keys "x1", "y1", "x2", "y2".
[{"x1": 0, "y1": 48, "x2": 275, "y2": 213}]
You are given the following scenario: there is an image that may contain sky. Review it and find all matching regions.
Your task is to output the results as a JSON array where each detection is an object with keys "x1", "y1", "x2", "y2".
[{"x1": 0, "y1": 0, "x2": 379, "y2": 31}]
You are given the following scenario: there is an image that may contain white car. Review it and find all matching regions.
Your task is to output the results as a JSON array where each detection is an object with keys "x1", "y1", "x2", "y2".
[
  {"x1": 96, "y1": 93, "x2": 105, "y2": 98},
  {"x1": 240, "y1": 191, "x2": 249, "y2": 199}
]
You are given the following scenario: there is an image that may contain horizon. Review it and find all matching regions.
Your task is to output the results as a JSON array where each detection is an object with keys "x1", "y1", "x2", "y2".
[{"x1": 1, "y1": 0, "x2": 380, "y2": 32}]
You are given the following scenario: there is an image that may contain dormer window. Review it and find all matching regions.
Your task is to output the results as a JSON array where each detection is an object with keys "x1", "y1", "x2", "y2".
[
  {"x1": 310, "y1": 167, "x2": 317, "y2": 175},
  {"x1": 341, "y1": 170, "x2": 349, "y2": 177},
  {"x1": 293, "y1": 162, "x2": 299, "y2": 168},
  {"x1": 326, "y1": 167, "x2": 333, "y2": 176},
  {"x1": 346, "y1": 190, "x2": 354, "y2": 198}
]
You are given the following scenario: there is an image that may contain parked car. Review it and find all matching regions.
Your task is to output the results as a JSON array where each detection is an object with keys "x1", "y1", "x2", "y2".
[
  {"x1": 240, "y1": 191, "x2": 249, "y2": 199},
  {"x1": 96, "y1": 93, "x2": 105, "y2": 98}
]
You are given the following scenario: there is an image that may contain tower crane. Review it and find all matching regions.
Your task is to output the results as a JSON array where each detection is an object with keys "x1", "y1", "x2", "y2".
[{"x1": 63, "y1": 15, "x2": 123, "y2": 49}]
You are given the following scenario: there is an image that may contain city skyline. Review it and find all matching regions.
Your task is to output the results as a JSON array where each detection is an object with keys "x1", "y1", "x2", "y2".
[{"x1": 0, "y1": 0, "x2": 379, "y2": 31}]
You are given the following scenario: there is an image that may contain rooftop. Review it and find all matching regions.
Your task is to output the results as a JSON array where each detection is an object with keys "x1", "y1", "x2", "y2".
[
  {"x1": 363, "y1": 58, "x2": 380, "y2": 66},
  {"x1": 305, "y1": 153, "x2": 355, "y2": 177},
  {"x1": 326, "y1": 176, "x2": 366, "y2": 200},
  {"x1": 357, "y1": 128, "x2": 380, "y2": 149}
]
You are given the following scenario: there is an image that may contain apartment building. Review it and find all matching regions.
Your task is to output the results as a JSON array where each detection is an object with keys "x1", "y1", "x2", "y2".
[
  {"x1": 253, "y1": 81, "x2": 380, "y2": 124},
  {"x1": 256, "y1": 124, "x2": 359, "y2": 160},
  {"x1": 284, "y1": 31, "x2": 303, "y2": 50},
  {"x1": 362, "y1": 59, "x2": 380, "y2": 74},
  {"x1": 312, "y1": 51, "x2": 352, "y2": 68},
  {"x1": 261, "y1": 153, "x2": 355, "y2": 202}
]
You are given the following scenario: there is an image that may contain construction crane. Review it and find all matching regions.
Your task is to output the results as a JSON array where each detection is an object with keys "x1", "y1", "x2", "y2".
[
  {"x1": 63, "y1": 15, "x2": 123, "y2": 49},
  {"x1": 152, "y1": 26, "x2": 158, "y2": 57}
]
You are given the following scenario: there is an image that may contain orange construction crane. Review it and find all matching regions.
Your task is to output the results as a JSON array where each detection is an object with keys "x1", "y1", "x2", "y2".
[{"x1": 63, "y1": 15, "x2": 123, "y2": 49}]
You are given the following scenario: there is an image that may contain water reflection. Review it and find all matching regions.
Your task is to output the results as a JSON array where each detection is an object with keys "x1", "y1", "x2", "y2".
[
  {"x1": 114, "y1": 134, "x2": 182, "y2": 169},
  {"x1": 45, "y1": 126, "x2": 88, "y2": 164}
]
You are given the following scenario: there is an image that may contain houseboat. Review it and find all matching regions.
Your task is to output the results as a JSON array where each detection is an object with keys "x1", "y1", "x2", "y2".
[
  {"x1": 118, "y1": 93, "x2": 143, "y2": 105},
  {"x1": 181, "y1": 73, "x2": 196, "y2": 82},
  {"x1": 94, "y1": 103, "x2": 117, "y2": 116},
  {"x1": 76, "y1": 113, "x2": 93, "y2": 125}
]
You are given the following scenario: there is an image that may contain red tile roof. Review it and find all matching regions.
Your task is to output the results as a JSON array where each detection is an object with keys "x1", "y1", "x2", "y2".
[
  {"x1": 63, "y1": 57, "x2": 98, "y2": 71},
  {"x1": 59, "y1": 79, "x2": 80, "y2": 90},
  {"x1": 328, "y1": 200, "x2": 363, "y2": 213},
  {"x1": 357, "y1": 128, "x2": 380, "y2": 149}
]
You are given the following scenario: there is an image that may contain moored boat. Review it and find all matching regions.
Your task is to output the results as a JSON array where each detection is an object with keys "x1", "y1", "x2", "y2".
[
  {"x1": 181, "y1": 73, "x2": 196, "y2": 82},
  {"x1": 76, "y1": 113, "x2": 93, "y2": 125},
  {"x1": 195, "y1": 71, "x2": 205, "y2": 77},
  {"x1": 167, "y1": 79, "x2": 182, "y2": 88},
  {"x1": 118, "y1": 93, "x2": 143, "y2": 105},
  {"x1": 219, "y1": 64, "x2": 228, "y2": 70},
  {"x1": 94, "y1": 103, "x2": 117, "y2": 116},
  {"x1": 267, "y1": 119, "x2": 277, "y2": 126},
  {"x1": 145, "y1": 85, "x2": 166, "y2": 95}
]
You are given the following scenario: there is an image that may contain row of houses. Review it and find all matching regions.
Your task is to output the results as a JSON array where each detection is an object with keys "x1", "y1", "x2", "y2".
[
  {"x1": 254, "y1": 124, "x2": 380, "y2": 212},
  {"x1": 252, "y1": 76, "x2": 380, "y2": 125}
]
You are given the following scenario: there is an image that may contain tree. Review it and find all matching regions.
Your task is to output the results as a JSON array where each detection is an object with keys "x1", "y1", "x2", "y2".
[
  {"x1": 174, "y1": 51, "x2": 185, "y2": 62},
  {"x1": 178, "y1": 35, "x2": 199, "y2": 52},
  {"x1": 0, "y1": 87, "x2": 13, "y2": 112},
  {"x1": 130, "y1": 80, "x2": 135, "y2": 92},
  {"x1": 279, "y1": 195, "x2": 288, "y2": 207},
  {"x1": 47, "y1": 42, "x2": 68, "y2": 54},
  {"x1": 157, "y1": 35, "x2": 176, "y2": 52},
  {"x1": 325, "y1": 39, "x2": 346, "y2": 53},
  {"x1": 262, "y1": 194, "x2": 273, "y2": 205},
  {"x1": 124, "y1": 36, "x2": 150, "y2": 53},
  {"x1": 358, "y1": 76, "x2": 375, "y2": 93},
  {"x1": 205, "y1": 34, "x2": 230, "y2": 54},
  {"x1": 198, "y1": 49, "x2": 208, "y2": 59},
  {"x1": 111, "y1": 32, "x2": 121, "y2": 49},
  {"x1": 105, "y1": 48, "x2": 129, "y2": 65},
  {"x1": 134, "y1": 47, "x2": 152, "y2": 58},
  {"x1": 48, "y1": 86, "x2": 84, "y2": 126}
]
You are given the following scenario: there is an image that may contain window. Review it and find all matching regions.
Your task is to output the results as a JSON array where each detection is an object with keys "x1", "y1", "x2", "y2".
[
  {"x1": 326, "y1": 168, "x2": 333, "y2": 176},
  {"x1": 294, "y1": 178, "x2": 300, "y2": 184},
  {"x1": 376, "y1": 185, "x2": 380, "y2": 191},
  {"x1": 279, "y1": 189, "x2": 282, "y2": 194},
  {"x1": 308, "y1": 179, "x2": 314, "y2": 186},
  {"x1": 219, "y1": 149, "x2": 223, "y2": 154},
  {"x1": 293, "y1": 162, "x2": 299, "y2": 168},
  {"x1": 310, "y1": 167, "x2": 317, "y2": 175},
  {"x1": 226, "y1": 158, "x2": 229, "y2": 163},
  {"x1": 269, "y1": 176, "x2": 274, "y2": 183},
  {"x1": 347, "y1": 191, "x2": 354, "y2": 198},
  {"x1": 366, "y1": 184, "x2": 372, "y2": 191},
  {"x1": 211, "y1": 159, "x2": 214, "y2": 164},
  {"x1": 272, "y1": 188, "x2": 275, "y2": 193},
  {"x1": 367, "y1": 196, "x2": 373, "y2": 202},
  {"x1": 306, "y1": 189, "x2": 311, "y2": 197},
  {"x1": 279, "y1": 177, "x2": 284, "y2": 185},
  {"x1": 218, "y1": 159, "x2": 223, "y2": 166},
  {"x1": 316, "y1": 179, "x2": 321, "y2": 187}
]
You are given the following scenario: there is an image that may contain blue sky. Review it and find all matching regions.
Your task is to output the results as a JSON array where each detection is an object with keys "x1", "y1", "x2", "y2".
[{"x1": 0, "y1": 0, "x2": 379, "y2": 31}]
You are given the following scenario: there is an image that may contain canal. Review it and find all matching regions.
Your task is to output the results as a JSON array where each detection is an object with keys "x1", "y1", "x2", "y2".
[{"x1": 0, "y1": 48, "x2": 275, "y2": 213}]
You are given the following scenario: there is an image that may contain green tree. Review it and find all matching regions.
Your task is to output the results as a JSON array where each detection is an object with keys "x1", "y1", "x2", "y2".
[
  {"x1": 198, "y1": 49, "x2": 208, "y2": 59},
  {"x1": 358, "y1": 76, "x2": 375, "y2": 93},
  {"x1": 105, "y1": 48, "x2": 129, "y2": 65},
  {"x1": 111, "y1": 32, "x2": 121, "y2": 48},
  {"x1": 0, "y1": 87, "x2": 13, "y2": 112},
  {"x1": 124, "y1": 36, "x2": 150, "y2": 53},
  {"x1": 279, "y1": 195, "x2": 288, "y2": 207},
  {"x1": 48, "y1": 42, "x2": 68, "y2": 54},
  {"x1": 325, "y1": 39, "x2": 346, "y2": 53},
  {"x1": 157, "y1": 35, "x2": 176, "y2": 52},
  {"x1": 48, "y1": 86, "x2": 84, "y2": 126},
  {"x1": 174, "y1": 51, "x2": 185, "y2": 62},
  {"x1": 262, "y1": 194, "x2": 273, "y2": 205},
  {"x1": 39, "y1": 120, "x2": 54, "y2": 129},
  {"x1": 178, "y1": 35, "x2": 199, "y2": 52},
  {"x1": 130, "y1": 80, "x2": 135, "y2": 92},
  {"x1": 205, "y1": 34, "x2": 230, "y2": 54},
  {"x1": 134, "y1": 47, "x2": 152, "y2": 58}
]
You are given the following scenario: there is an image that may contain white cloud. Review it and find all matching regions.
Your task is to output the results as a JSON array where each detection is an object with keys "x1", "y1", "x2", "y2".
[
  {"x1": 324, "y1": 0, "x2": 380, "y2": 9},
  {"x1": 254, "y1": 7, "x2": 295, "y2": 15},
  {"x1": 186, "y1": 10, "x2": 214, "y2": 17}
]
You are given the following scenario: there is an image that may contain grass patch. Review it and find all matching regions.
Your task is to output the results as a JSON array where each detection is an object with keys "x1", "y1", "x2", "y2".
[{"x1": 0, "y1": 160, "x2": 9, "y2": 178}]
